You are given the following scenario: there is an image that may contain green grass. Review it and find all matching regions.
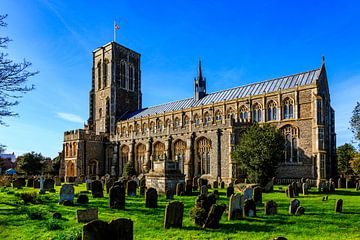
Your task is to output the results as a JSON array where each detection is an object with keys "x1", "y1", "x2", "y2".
[{"x1": 0, "y1": 184, "x2": 359, "y2": 240}]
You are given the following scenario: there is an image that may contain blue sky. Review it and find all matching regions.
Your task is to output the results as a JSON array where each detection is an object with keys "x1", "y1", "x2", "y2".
[{"x1": 1, "y1": 0, "x2": 359, "y2": 158}]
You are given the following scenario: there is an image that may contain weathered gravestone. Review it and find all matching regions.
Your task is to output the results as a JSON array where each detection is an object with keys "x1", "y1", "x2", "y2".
[
  {"x1": 213, "y1": 181, "x2": 218, "y2": 189},
  {"x1": 164, "y1": 201, "x2": 184, "y2": 229},
  {"x1": 220, "y1": 181, "x2": 225, "y2": 189},
  {"x1": 54, "y1": 176, "x2": 61, "y2": 186},
  {"x1": 59, "y1": 184, "x2": 74, "y2": 204},
  {"x1": 44, "y1": 179, "x2": 55, "y2": 191},
  {"x1": 263, "y1": 177, "x2": 275, "y2": 193},
  {"x1": 200, "y1": 185, "x2": 208, "y2": 196},
  {"x1": 192, "y1": 177, "x2": 198, "y2": 191},
  {"x1": 77, "y1": 208, "x2": 98, "y2": 223},
  {"x1": 109, "y1": 185, "x2": 125, "y2": 210},
  {"x1": 185, "y1": 180, "x2": 192, "y2": 196},
  {"x1": 286, "y1": 184, "x2": 294, "y2": 198},
  {"x1": 302, "y1": 183, "x2": 308, "y2": 195},
  {"x1": 203, "y1": 204, "x2": 226, "y2": 229},
  {"x1": 17, "y1": 178, "x2": 26, "y2": 187},
  {"x1": 106, "y1": 178, "x2": 115, "y2": 194},
  {"x1": 198, "y1": 178, "x2": 208, "y2": 187},
  {"x1": 292, "y1": 182, "x2": 299, "y2": 197},
  {"x1": 289, "y1": 199, "x2": 300, "y2": 214},
  {"x1": 295, "y1": 206, "x2": 305, "y2": 215},
  {"x1": 77, "y1": 194, "x2": 89, "y2": 204},
  {"x1": 264, "y1": 200, "x2": 277, "y2": 215},
  {"x1": 91, "y1": 180, "x2": 103, "y2": 198},
  {"x1": 226, "y1": 185, "x2": 234, "y2": 197},
  {"x1": 335, "y1": 199, "x2": 343, "y2": 213},
  {"x1": 27, "y1": 178, "x2": 34, "y2": 187},
  {"x1": 166, "y1": 189, "x2": 174, "y2": 200},
  {"x1": 12, "y1": 179, "x2": 20, "y2": 188},
  {"x1": 253, "y1": 186, "x2": 262, "y2": 204},
  {"x1": 176, "y1": 183, "x2": 184, "y2": 196},
  {"x1": 228, "y1": 193, "x2": 243, "y2": 220},
  {"x1": 145, "y1": 187, "x2": 158, "y2": 208},
  {"x1": 243, "y1": 199, "x2": 256, "y2": 217},
  {"x1": 127, "y1": 180, "x2": 137, "y2": 196},
  {"x1": 243, "y1": 187, "x2": 253, "y2": 201},
  {"x1": 39, "y1": 177, "x2": 46, "y2": 194},
  {"x1": 86, "y1": 178, "x2": 92, "y2": 190},
  {"x1": 82, "y1": 218, "x2": 133, "y2": 240}
]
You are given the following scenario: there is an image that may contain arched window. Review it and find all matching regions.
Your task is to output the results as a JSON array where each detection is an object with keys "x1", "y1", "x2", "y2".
[
  {"x1": 204, "y1": 112, "x2": 211, "y2": 125},
  {"x1": 121, "y1": 126, "x2": 127, "y2": 137},
  {"x1": 196, "y1": 138, "x2": 211, "y2": 175},
  {"x1": 252, "y1": 103, "x2": 262, "y2": 123},
  {"x1": 69, "y1": 144, "x2": 73, "y2": 157},
  {"x1": 282, "y1": 125, "x2": 298, "y2": 163},
  {"x1": 65, "y1": 144, "x2": 69, "y2": 157},
  {"x1": 227, "y1": 108, "x2": 235, "y2": 120},
  {"x1": 120, "y1": 62, "x2": 126, "y2": 88},
  {"x1": 317, "y1": 98, "x2": 323, "y2": 124},
  {"x1": 104, "y1": 59, "x2": 109, "y2": 87},
  {"x1": 174, "y1": 117, "x2": 180, "y2": 129},
  {"x1": 66, "y1": 161, "x2": 75, "y2": 176},
  {"x1": 135, "y1": 123, "x2": 140, "y2": 134},
  {"x1": 239, "y1": 105, "x2": 248, "y2": 121},
  {"x1": 194, "y1": 114, "x2": 200, "y2": 126},
  {"x1": 283, "y1": 98, "x2": 294, "y2": 119},
  {"x1": 142, "y1": 123, "x2": 147, "y2": 134},
  {"x1": 174, "y1": 140, "x2": 186, "y2": 173},
  {"x1": 128, "y1": 65, "x2": 134, "y2": 91},
  {"x1": 156, "y1": 120, "x2": 163, "y2": 132},
  {"x1": 120, "y1": 145, "x2": 129, "y2": 170},
  {"x1": 98, "y1": 108, "x2": 102, "y2": 118},
  {"x1": 136, "y1": 144, "x2": 146, "y2": 174},
  {"x1": 150, "y1": 121, "x2": 155, "y2": 133},
  {"x1": 97, "y1": 61, "x2": 102, "y2": 90},
  {"x1": 215, "y1": 110, "x2": 222, "y2": 123},
  {"x1": 153, "y1": 142, "x2": 165, "y2": 160},
  {"x1": 165, "y1": 119, "x2": 171, "y2": 129},
  {"x1": 73, "y1": 142, "x2": 77, "y2": 156},
  {"x1": 128, "y1": 125, "x2": 133, "y2": 134},
  {"x1": 267, "y1": 100, "x2": 277, "y2": 121},
  {"x1": 184, "y1": 115, "x2": 190, "y2": 127},
  {"x1": 88, "y1": 160, "x2": 98, "y2": 176}
]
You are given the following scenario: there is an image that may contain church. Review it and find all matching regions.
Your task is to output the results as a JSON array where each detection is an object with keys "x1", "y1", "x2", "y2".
[{"x1": 60, "y1": 41, "x2": 336, "y2": 184}]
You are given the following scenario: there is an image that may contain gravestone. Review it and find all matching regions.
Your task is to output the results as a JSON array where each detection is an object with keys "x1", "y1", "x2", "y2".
[
  {"x1": 253, "y1": 186, "x2": 262, "y2": 204},
  {"x1": 286, "y1": 184, "x2": 294, "y2": 198},
  {"x1": 200, "y1": 185, "x2": 208, "y2": 195},
  {"x1": 27, "y1": 178, "x2": 34, "y2": 188},
  {"x1": 302, "y1": 183, "x2": 308, "y2": 195},
  {"x1": 264, "y1": 200, "x2": 277, "y2": 215},
  {"x1": 83, "y1": 218, "x2": 133, "y2": 240},
  {"x1": 220, "y1": 181, "x2": 225, "y2": 189},
  {"x1": 86, "y1": 178, "x2": 92, "y2": 190},
  {"x1": 335, "y1": 199, "x2": 343, "y2": 213},
  {"x1": 109, "y1": 185, "x2": 126, "y2": 210},
  {"x1": 292, "y1": 182, "x2": 299, "y2": 197},
  {"x1": 198, "y1": 178, "x2": 208, "y2": 187},
  {"x1": 44, "y1": 179, "x2": 55, "y2": 191},
  {"x1": 203, "y1": 204, "x2": 226, "y2": 229},
  {"x1": 127, "y1": 180, "x2": 137, "y2": 196},
  {"x1": 228, "y1": 193, "x2": 243, "y2": 220},
  {"x1": 243, "y1": 199, "x2": 256, "y2": 217},
  {"x1": 145, "y1": 187, "x2": 158, "y2": 208},
  {"x1": 140, "y1": 186, "x2": 146, "y2": 196},
  {"x1": 185, "y1": 180, "x2": 192, "y2": 196},
  {"x1": 106, "y1": 178, "x2": 114, "y2": 194},
  {"x1": 77, "y1": 208, "x2": 98, "y2": 223},
  {"x1": 39, "y1": 177, "x2": 46, "y2": 194},
  {"x1": 54, "y1": 176, "x2": 61, "y2": 186},
  {"x1": 33, "y1": 178, "x2": 40, "y2": 188},
  {"x1": 243, "y1": 187, "x2": 253, "y2": 201},
  {"x1": 176, "y1": 183, "x2": 184, "y2": 196},
  {"x1": 264, "y1": 179, "x2": 274, "y2": 193},
  {"x1": 295, "y1": 206, "x2": 305, "y2": 215},
  {"x1": 192, "y1": 177, "x2": 198, "y2": 191},
  {"x1": 226, "y1": 185, "x2": 234, "y2": 197},
  {"x1": 77, "y1": 194, "x2": 89, "y2": 204},
  {"x1": 213, "y1": 181, "x2": 218, "y2": 189},
  {"x1": 289, "y1": 199, "x2": 300, "y2": 214},
  {"x1": 166, "y1": 189, "x2": 174, "y2": 200},
  {"x1": 59, "y1": 184, "x2": 74, "y2": 204},
  {"x1": 164, "y1": 201, "x2": 184, "y2": 229},
  {"x1": 17, "y1": 178, "x2": 26, "y2": 188},
  {"x1": 91, "y1": 180, "x2": 103, "y2": 198}
]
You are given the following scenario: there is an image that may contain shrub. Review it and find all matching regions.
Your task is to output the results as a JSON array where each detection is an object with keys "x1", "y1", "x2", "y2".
[
  {"x1": 46, "y1": 219, "x2": 62, "y2": 230},
  {"x1": 189, "y1": 206, "x2": 207, "y2": 226},
  {"x1": 19, "y1": 192, "x2": 38, "y2": 204},
  {"x1": 24, "y1": 207, "x2": 46, "y2": 220},
  {"x1": 54, "y1": 227, "x2": 82, "y2": 240},
  {"x1": 122, "y1": 161, "x2": 136, "y2": 177}
]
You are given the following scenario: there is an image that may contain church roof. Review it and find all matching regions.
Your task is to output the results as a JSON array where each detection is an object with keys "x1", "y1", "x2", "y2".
[{"x1": 121, "y1": 67, "x2": 321, "y2": 120}]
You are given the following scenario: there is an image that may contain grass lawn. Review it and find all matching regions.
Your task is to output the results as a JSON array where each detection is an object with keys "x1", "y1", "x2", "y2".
[{"x1": 0, "y1": 184, "x2": 359, "y2": 240}]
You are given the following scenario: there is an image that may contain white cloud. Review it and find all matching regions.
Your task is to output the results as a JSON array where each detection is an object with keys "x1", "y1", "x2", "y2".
[{"x1": 56, "y1": 112, "x2": 84, "y2": 123}]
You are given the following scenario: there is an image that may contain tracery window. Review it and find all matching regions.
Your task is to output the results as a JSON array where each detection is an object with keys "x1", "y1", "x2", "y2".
[
  {"x1": 215, "y1": 110, "x2": 222, "y2": 123},
  {"x1": 174, "y1": 140, "x2": 186, "y2": 173},
  {"x1": 239, "y1": 105, "x2": 248, "y2": 121},
  {"x1": 283, "y1": 98, "x2": 294, "y2": 119},
  {"x1": 282, "y1": 125, "x2": 298, "y2": 163},
  {"x1": 174, "y1": 117, "x2": 180, "y2": 129},
  {"x1": 194, "y1": 114, "x2": 200, "y2": 126},
  {"x1": 88, "y1": 160, "x2": 98, "y2": 175},
  {"x1": 267, "y1": 100, "x2": 277, "y2": 121},
  {"x1": 120, "y1": 145, "x2": 129, "y2": 170},
  {"x1": 252, "y1": 103, "x2": 262, "y2": 123},
  {"x1": 204, "y1": 112, "x2": 211, "y2": 125},
  {"x1": 97, "y1": 61, "x2": 102, "y2": 90},
  {"x1": 142, "y1": 123, "x2": 148, "y2": 134},
  {"x1": 227, "y1": 108, "x2": 235, "y2": 120},
  {"x1": 154, "y1": 142, "x2": 165, "y2": 160},
  {"x1": 196, "y1": 137, "x2": 211, "y2": 175},
  {"x1": 136, "y1": 144, "x2": 146, "y2": 174},
  {"x1": 156, "y1": 120, "x2": 163, "y2": 132},
  {"x1": 150, "y1": 121, "x2": 155, "y2": 133}
]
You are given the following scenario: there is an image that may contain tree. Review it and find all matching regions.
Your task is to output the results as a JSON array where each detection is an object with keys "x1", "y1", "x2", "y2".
[
  {"x1": 337, "y1": 143, "x2": 356, "y2": 176},
  {"x1": 122, "y1": 161, "x2": 136, "y2": 178},
  {"x1": 0, "y1": 14, "x2": 38, "y2": 125},
  {"x1": 16, "y1": 152, "x2": 44, "y2": 175},
  {"x1": 350, "y1": 102, "x2": 360, "y2": 144},
  {"x1": 231, "y1": 123, "x2": 285, "y2": 187},
  {"x1": 350, "y1": 153, "x2": 360, "y2": 177}
]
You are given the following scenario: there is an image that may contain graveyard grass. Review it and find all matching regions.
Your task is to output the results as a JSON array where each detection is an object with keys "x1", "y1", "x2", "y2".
[{"x1": 0, "y1": 185, "x2": 359, "y2": 240}]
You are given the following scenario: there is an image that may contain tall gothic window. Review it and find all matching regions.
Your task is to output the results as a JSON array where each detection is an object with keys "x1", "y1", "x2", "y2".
[
  {"x1": 267, "y1": 100, "x2": 277, "y2": 121},
  {"x1": 97, "y1": 61, "x2": 102, "y2": 90},
  {"x1": 282, "y1": 125, "x2": 298, "y2": 163},
  {"x1": 174, "y1": 140, "x2": 186, "y2": 173},
  {"x1": 194, "y1": 114, "x2": 200, "y2": 126},
  {"x1": 174, "y1": 117, "x2": 180, "y2": 129},
  {"x1": 142, "y1": 123, "x2": 147, "y2": 134},
  {"x1": 156, "y1": 120, "x2": 163, "y2": 133},
  {"x1": 283, "y1": 98, "x2": 294, "y2": 119},
  {"x1": 215, "y1": 110, "x2": 222, "y2": 123},
  {"x1": 165, "y1": 119, "x2": 171, "y2": 129},
  {"x1": 317, "y1": 99, "x2": 323, "y2": 124},
  {"x1": 89, "y1": 160, "x2": 98, "y2": 176},
  {"x1": 184, "y1": 115, "x2": 190, "y2": 127},
  {"x1": 239, "y1": 105, "x2": 248, "y2": 121},
  {"x1": 154, "y1": 142, "x2": 165, "y2": 160},
  {"x1": 204, "y1": 112, "x2": 211, "y2": 125},
  {"x1": 120, "y1": 145, "x2": 129, "y2": 172},
  {"x1": 120, "y1": 62, "x2": 126, "y2": 88},
  {"x1": 150, "y1": 121, "x2": 155, "y2": 133},
  {"x1": 128, "y1": 65, "x2": 134, "y2": 91},
  {"x1": 103, "y1": 59, "x2": 109, "y2": 87},
  {"x1": 66, "y1": 161, "x2": 75, "y2": 176},
  {"x1": 196, "y1": 137, "x2": 211, "y2": 175},
  {"x1": 227, "y1": 108, "x2": 235, "y2": 120},
  {"x1": 318, "y1": 128, "x2": 324, "y2": 150},
  {"x1": 252, "y1": 103, "x2": 262, "y2": 123},
  {"x1": 135, "y1": 123, "x2": 140, "y2": 135},
  {"x1": 136, "y1": 144, "x2": 146, "y2": 174}
]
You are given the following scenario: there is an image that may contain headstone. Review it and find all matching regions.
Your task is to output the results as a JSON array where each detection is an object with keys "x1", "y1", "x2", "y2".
[
  {"x1": 289, "y1": 199, "x2": 300, "y2": 214},
  {"x1": 212, "y1": 181, "x2": 218, "y2": 189},
  {"x1": 220, "y1": 181, "x2": 225, "y2": 189},
  {"x1": 109, "y1": 185, "x2": 125, "y2": 209},
  {"x1": 292, "y1": 182, "x2": 299, "y2": 197},
  {"x1": 54, "y1": 176, "x2": 61, "y2": 186},
  {"x1": 164, "y1": 201, "x2": 184, "y2": 229},
  {"x1": 228, "y1": 193, "x2": 243, "y2": 220},
  {"x1": 91, "y1": 180, "x2": 103, "y2": 198},
  {"x1": 264, "y1": 200, "x2": 277, "y2": 215},
  {"x1": 59, "y1": 184, "x2": 74, "y2": 204},
  {"x1": 295, "y1": 206, "x2": 305, "y2": 215},
  {"x1": 335, "y1": 199, "x2": 343, "y2": 213},
  {"x1": 145, "y1": 187, "x2": 158, "y2": 208},
  {"x1": 176, "y1": 183, "x2": 184, "y2": 196},
  {"x1": 203, "y1": 204, "x2": 226, "y2": 229},
  {"x1": 166, "y1": 189, "x2": 174, "y2": 200},
  {"x1": 198, "y1": 178, "x2": 208, "y2": 187},
  {"x1": 192, "y1": 177, "x2": 198, "y2": 191},
  {"x1": 44, "y1": 179, "x2": 55, "y2": 191},
  {"x1": 86, "y1": 178, "x2": 92, "y2": 190},
  {"x1": 106, "y1": 178, "x2": 114, "y2": 194},
  {"x1": 253, "y1": 186, "x2": 262, "y2": 204},
  {"x1": 17, "y1": 178, "x2": 26, "y2": 187},
  {"x1": 77, "y1": 208, "x2": 98, "y2": 223},
  {"x1": 82, "y1": 218, "x2": 133, "y2": 240},
  {"x1": 127, "y1": 180, "x2": 137, "y2": 196},
  {"x1": 12, "y1": 179, "x2": 20, "y2": 188},
  {"x1": 140, "y1": 186, "x2": 146, "y2": 196},
  {"x1": 264, "y1": 179, "x2": 274, "y2": 193},
  {"x1": 83, "y1": 220, "x2": 108, "y2": 240},
  {"x1": 200, "y1": 185, "x2": 208, "y2": 195},
  {"x1": 33, "y1": 178, "x2": 40, "y2": 188},
  {"x1": 226, "y1": 185, "x2": 234, "y2": 197},
  {"x1": 77, "y1": 194, "x2": 89, "y2": 204},
  {"x1": 243, "y1": 199, "x2": 256, "y2": 217},
  {"x1": 39, "y1": 177, "x2": 45, "y2": 194},
  {"x1": 185, "y1": 180, "x2": 192, "y2": 196},
  {"x1": 27, "y1": 178, "x2": 34, "y2": 188},
  {"x1": 243, "y1": 187, "x2": 253, "y2": 201},
  {"x1": 286, "y1": 184, "x2": 294, "y2": 198},
  {"x1": 302, "y1": 183, "x2": 308, "y2": 195}
]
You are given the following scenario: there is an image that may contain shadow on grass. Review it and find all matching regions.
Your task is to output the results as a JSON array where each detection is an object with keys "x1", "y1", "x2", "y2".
[{"x1": 182, "y1": 221, "x2": 274, "y2": 233}]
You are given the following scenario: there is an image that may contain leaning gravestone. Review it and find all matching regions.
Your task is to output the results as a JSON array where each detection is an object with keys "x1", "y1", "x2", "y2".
[
  {"x1": 59, "y1": 184, "x2": 74, "y2": 204},
  {"x1": 203, "y1": 204, "x2": 226, "y2": 229},
  {"x1": 127, "y1": 180, "x2": 137, "y2": 196},
  {"x1": 77, "y1": 208, "x2": 98, "y2": 223},
  {"x1": 200, "y1": 185, "x2": 208, "y2": 196},
  {"x1": 243, "y1": 199, "x2": 256, "y2": 217},
  {"x1": 263, "y1": 179, "x2": 274, "y2": 193},
  {"x1": 82, "y1": 218, "x2": 133, "y2": 240},
  {"x1": 253, "y1": 186, "x2": 262, "y2": 204},
  {"x1": 243, "y1": 187, "x2": 253, "y2": 201},
  {"x1": 91, "y1": 180, "x2": 103, "y2": 198},
  {"x1": 109, "y1": 185, "x2": 125, "y2": 210},
  {"x1": 289, "y1": 199, "x2": 300, "y2": 214},
  {"x1": 145, "y1": 188, "x2": 158, "y2": 208},
  {"x1": 44, "y1": 179, "x2": 55, "y2": 191},
  {"x1": 164, "y1": 201, "x2": 184, "y2": 229},
  {"x1": 228, "y1": 193, "x2": 243, "y2": 220},
  {"x1": 226, "y1": 185, "x2": 234, "y2": 197},
  {"x1": 335, "y1": 199, "x2": 343, "y2": 213},
  {"x1": 302, "y1": 183, "x2": 308, "y2": 195},
  {"x1": 176, "y1": 183, "x2": 184, "y2": 196},
  {"x1": 295, "y1": 206, "x2": 305, "y2": 215},
  {"x1": 264, "y1": 200, "x2": 277, "y2": 215}
]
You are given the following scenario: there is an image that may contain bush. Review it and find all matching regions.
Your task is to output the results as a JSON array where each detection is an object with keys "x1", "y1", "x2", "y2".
[
  {"x1": 54, "y1": 227, "x2": 82, "y2": 240},
  {"x1": 46, "y1": 219, "x2": 62, "y2": 230},
  {"x1": 23, "y1": 207, "x2": 46, "y2": 220},
  {"x1": 189, "y1": 206, "x2": 208, "y2": 226},
  {"x1": 122, "y1": 162, "x2": 136, "y2": 177},
  {"x1": 18, "y1": 192, "x2": 38, "y2": 204}
]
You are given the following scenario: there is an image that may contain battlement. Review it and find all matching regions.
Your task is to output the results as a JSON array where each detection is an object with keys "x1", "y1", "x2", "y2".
[{"x1": 64, "y1": 129, "x2": 106, "y2": 142}]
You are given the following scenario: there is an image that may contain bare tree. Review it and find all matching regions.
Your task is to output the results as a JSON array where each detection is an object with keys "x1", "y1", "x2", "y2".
[{"x1": 0, "y1": 14, "x2": 38, "y2": 125}]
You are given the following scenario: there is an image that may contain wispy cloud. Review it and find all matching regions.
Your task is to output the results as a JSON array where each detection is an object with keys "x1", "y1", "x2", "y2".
[{"x1": 56, "y1": 112, "x2": 84, "y2": 123}]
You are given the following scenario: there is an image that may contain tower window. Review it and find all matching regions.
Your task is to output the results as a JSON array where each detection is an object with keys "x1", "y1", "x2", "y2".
[{"x1": 97, "y1": 61, "x2": 102, "y2": 90}]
